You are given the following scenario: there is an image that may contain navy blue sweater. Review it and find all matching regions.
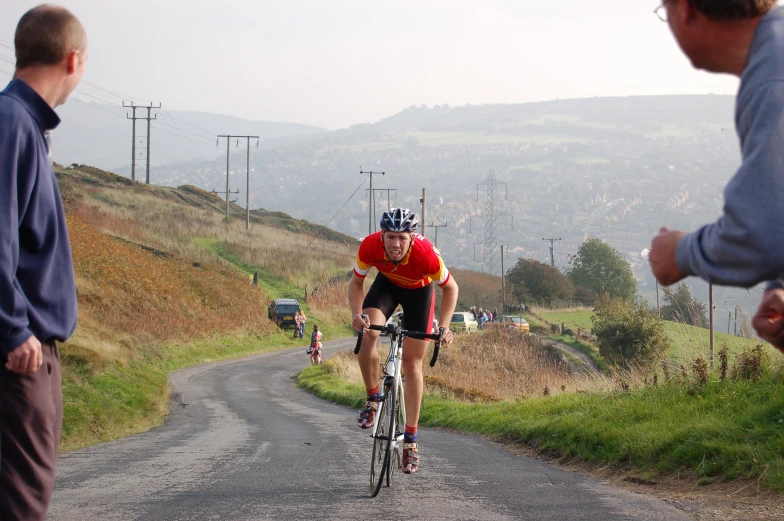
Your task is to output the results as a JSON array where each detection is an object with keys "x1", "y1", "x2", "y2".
[{"x1": 0, "y1": 79, "x2": 77, "y2": 353}]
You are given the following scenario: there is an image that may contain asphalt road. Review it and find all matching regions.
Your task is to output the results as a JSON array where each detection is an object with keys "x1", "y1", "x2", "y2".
[{"x1": 49, "y1": 339, "x2": 692, "y2": 521}]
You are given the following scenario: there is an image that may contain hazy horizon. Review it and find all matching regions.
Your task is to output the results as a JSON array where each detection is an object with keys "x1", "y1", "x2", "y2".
[{"x1": 0, "y1": 0, "x2": 755, "y2": 130}]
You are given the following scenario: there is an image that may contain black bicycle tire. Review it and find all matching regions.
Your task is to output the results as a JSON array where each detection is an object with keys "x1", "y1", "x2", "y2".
[
  {"x1": 388, "y1": 376, "x2": 405, "y2": 486},
  {"x1": 370, "y1": 377, "x2": 395, "y2": 497}
]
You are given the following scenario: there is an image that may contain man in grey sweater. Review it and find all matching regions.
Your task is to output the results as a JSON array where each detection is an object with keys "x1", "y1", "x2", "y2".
[{"x1": 648, "y1": 0, "x2": 784, "y2": 350}]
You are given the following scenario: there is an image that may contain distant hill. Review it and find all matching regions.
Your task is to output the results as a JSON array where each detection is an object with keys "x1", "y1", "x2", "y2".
[{"x1": 52, "y1": 102, "x2": 326, "y2": 171}]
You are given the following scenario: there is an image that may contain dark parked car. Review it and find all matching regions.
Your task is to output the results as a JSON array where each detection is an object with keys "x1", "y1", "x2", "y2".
[{"x1": 268, "y1": 298, "x2": 301, "y2": 328}]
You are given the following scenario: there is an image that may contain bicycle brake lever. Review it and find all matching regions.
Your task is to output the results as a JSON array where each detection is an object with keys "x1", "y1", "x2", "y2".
[
  {"x1": 429, "y1": 327, "x2": 445, "y2": 367},
  {"x1": 354, "y1": 314, "x2": 369, "y2": 354}
]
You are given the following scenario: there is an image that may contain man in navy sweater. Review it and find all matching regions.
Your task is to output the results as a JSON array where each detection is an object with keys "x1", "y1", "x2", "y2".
[
  {"x1": 647, "y1": 1, "x2": 784, "y2": 350},
  {"x1": 0, "y1": 5, "x2": 86, "y2": 520}
]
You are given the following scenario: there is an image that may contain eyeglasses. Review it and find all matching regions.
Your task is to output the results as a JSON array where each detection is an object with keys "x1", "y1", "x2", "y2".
[{"x1": 654, "y1": 1, "x2": 668, "y2": 22}]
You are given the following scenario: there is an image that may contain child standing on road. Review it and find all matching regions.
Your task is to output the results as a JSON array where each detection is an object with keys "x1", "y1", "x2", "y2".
[{"x1": 309, "y1": 325, "x2": 323, "y2": 365}]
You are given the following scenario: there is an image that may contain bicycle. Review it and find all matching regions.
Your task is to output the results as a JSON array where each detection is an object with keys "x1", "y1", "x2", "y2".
[{"x1": 354, "y1": 315, "x2": 444, "y2": 497}]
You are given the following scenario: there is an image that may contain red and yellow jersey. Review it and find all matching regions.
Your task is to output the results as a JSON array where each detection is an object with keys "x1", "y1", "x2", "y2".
[{"x1": 353, "y1": 232, "x2": 451, "y2": 288}]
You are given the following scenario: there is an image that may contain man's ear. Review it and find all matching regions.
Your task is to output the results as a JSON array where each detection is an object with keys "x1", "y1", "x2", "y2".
[
  {"x1": 65, "y1": 50, "x2": 79, "y2": 75},
  {"x1": 677, "y1": 0, "x2": 699, "y2": 25}
]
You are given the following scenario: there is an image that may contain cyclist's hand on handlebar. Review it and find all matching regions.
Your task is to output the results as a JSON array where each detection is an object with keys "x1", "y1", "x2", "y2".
[
  {"x1": 352, "y1": 313, "x2": 370, "y2": 332},
  {"x1": 440, "y1": 327, "x2": 454, "y2": 345}
]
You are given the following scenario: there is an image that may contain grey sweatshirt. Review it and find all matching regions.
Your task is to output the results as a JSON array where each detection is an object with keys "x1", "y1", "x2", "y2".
[{"x1": 676, "y1": 7, "x2": 784, "y2": 289}]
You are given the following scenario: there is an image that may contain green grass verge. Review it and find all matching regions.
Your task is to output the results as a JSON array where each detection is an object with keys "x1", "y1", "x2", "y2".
[{"x1": 297, "y1": 365, "x2": 784, "y2": 491}]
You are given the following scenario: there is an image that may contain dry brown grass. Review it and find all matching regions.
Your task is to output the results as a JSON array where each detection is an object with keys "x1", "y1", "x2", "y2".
[
  {"x1": 307, "y1": 274, "x2": 352, "y2": 325},
  {"x1": 68, "y1": 213, "x2": 277, "y2": 346},
  {"x1": 323, "y1": 329, "x2": 571, "y2": 401},
  {"x1": 73, "y1": 188, "x2": 355, "y2": 283},
  {"x1": 428, "y1": 329, "x2": 570, "y2": 400},
  {"x1": 58, "y1": 170, "x2": 360, "y2": 374},
  {"x1": 324, "y1": 351, "x2": 365, "y2": 384}
]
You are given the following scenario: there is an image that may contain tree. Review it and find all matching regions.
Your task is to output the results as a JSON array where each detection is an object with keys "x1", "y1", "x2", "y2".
[
  {"x1": 573, "y1": 285, "x2": 597, "y2": 306},
  {"x1": 660, "y1": 282, "x2": 708, "y2": 328},
  {"x1": 591, "y1": 295, "x2": 670, "y2": 369},
  {"x1": 506, "y1": 258, "x2": 574, "y2": 306},
  {"x1": 567, "y1": 238, "x2": 636, "y2": 301}
]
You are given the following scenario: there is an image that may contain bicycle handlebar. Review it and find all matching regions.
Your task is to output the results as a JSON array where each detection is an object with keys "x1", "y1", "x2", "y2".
[{"x1": 354, "y1": 314, "x2": 444, "y2": 367}]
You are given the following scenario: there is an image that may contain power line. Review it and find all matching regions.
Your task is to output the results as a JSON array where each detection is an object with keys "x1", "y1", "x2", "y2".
[{"x1": 304, "y1": 178, "x2": 368, "y2": 249}]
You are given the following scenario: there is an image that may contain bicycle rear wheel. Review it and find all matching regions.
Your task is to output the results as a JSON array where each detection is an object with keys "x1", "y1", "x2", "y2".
[{"x1": 370, "y1": 377, "x2": 396, "y2": 497}]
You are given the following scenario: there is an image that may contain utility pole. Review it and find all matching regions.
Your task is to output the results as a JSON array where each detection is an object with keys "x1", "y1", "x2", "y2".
[
  {"x1": 124, "y1": 103, "x2": 138, "y2": 181},
  {"x1": 420, "y1": 188, "x2": 427, "y2": 239},
  {"x1": 366, "y1": 188, "x2": 397, "y2": 232},
  {"x1": 501, "y1": 244, "x2": 505, "y2": 311},
  {"x1": 709, "y1": 283, "x2": 715, "y2": 368},
  {"x1": 124, "y1": 102, "x2": 160, "y2": 183},
  {"x1": 244, "y1": 136, "x2": 259, "y2": 229},
  {"x1": 542, "y1": 237, "x2": 562, "y2": 268},
  {"x1": 734, "y1": 306, "x2": 738, "y2": 336},
  {"x1": 218, "y1": 135, "x2": 258, "y2": 221},
  {"x1": 728, "y1": 310, "x2": 732, "y2": 335},
  {"x1": 144, "y1": 104, "x2": 159, "y2": 184},
  {"x1": 428, "y1": 221, "x2": 447, "y2": 248},
  {"x1": 360, "y1": 168, "x2": 385, "y2": 235}
]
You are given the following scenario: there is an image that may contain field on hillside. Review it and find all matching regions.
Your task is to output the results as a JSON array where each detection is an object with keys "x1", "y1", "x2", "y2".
[{"x1": 533, "y1": 307, "x2": 764, "y2": 362}]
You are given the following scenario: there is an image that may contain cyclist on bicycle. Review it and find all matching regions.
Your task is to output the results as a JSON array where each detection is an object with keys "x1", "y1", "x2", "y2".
[{"x1": 349, "y1": 208, "x2": 458, "y2": 474}]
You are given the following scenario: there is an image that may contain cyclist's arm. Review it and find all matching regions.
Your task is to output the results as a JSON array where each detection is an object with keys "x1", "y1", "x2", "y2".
[
  {"x1": 437, "y1": 276, "x2": 459, "y2": 332},
  {"x1": 348, "y1": 273, "x2": 367, "y2": 331}
]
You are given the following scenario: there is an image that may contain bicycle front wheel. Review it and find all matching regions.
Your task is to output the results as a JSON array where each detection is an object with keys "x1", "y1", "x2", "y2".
[
  {"x1": 370, "y1": 377, "x2": 396, "y2": 497},
  {"x1": 387, "y1": 377, "x2": 405, "y2": 486}
]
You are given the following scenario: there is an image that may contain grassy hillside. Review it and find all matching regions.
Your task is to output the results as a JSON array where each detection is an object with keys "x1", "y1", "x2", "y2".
[{"x1": 55, "y1": 165, "x2": 356, "y2": 449}]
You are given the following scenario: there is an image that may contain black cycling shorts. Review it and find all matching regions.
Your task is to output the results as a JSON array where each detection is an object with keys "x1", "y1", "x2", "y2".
[{"x1": 362, "y1": 274, "x2": 436, "y2": 333}]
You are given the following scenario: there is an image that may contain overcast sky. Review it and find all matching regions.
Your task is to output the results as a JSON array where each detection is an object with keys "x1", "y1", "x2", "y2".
[{"x1": 0, "y1": 0, "x2": 749, "y2": 129}]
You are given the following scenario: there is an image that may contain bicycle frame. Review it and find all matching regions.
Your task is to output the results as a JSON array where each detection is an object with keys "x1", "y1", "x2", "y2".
[{"x1": 370, "y1": 329, "x2": 405, "y2": 444}]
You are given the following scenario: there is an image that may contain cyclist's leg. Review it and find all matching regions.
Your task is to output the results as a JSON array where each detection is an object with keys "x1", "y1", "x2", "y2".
[
  {"x1": 398, "y1": 281, "x2": 436, "y2": 428},
  {"x1": 357, "y1": 275, "x2": 398, "y2": 428},
  {"x1": 398, "y1": 283, "x2": 435, "y2": 473},
  {"x1": 400, "y1": 336, "x2": 427, "y2": 428},
  {"x1": 400, "y1": 336, "x2": 427, "y2": 474},
  {"x1": 357, "y1": 308, "x2": 384, "y2": 390}
]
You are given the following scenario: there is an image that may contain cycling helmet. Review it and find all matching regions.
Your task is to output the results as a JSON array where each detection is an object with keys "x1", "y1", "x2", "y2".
[{"x1": 380, "y1": 208, "x2": 419, "y2": 232}]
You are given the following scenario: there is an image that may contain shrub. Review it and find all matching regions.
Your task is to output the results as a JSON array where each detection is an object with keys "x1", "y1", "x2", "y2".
[
  {"x1": 591, "y1": 295, "x2": 670, "y2": 370},
  {"x1": 731, "y1": 344, "x2": 771, "y2": 381}
]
